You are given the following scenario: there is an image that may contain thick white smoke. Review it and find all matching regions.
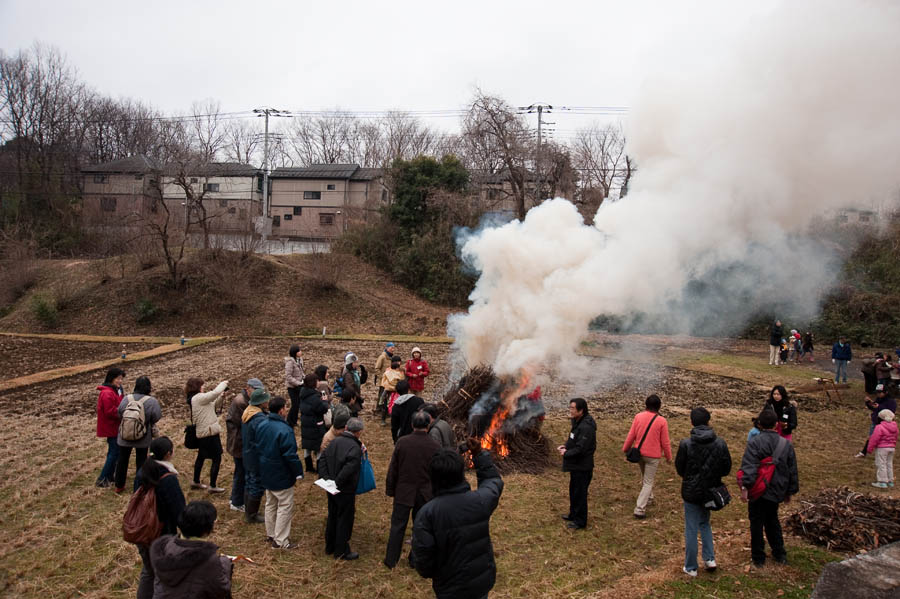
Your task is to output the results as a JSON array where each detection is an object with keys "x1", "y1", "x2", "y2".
[{"x1": 450, "y1": 1, "x2": 900, "y2": 376}]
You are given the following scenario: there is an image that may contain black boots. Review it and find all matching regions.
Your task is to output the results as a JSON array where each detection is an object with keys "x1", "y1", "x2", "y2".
[
  {"x1": 244, "y1": 494, "x2": 265, "y2": 523},
  {"x1": 304, "y1": 455, "x2": 316, "y2": 474}
]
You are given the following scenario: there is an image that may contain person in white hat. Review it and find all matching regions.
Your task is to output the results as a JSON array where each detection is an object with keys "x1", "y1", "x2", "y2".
[{"x1": 867, "y1": 409, "x2": 897, "y2": 488}]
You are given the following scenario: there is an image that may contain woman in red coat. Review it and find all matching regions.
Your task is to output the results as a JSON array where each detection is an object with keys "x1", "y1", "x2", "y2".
[
  {"x1": 96, "y1": 367, "x2": 125, "y2": 487},
  {"x1": 404, "y1": 347, "x2": 430, "y2": 394}
]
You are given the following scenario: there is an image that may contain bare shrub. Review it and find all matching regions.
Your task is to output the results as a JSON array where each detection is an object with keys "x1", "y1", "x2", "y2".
[
  {"x1": 306, "y1": 244, "x2": 342, "y2": 291},
  {"x1": 0, "y1": 234, "x2": 39, "y2": 309}
]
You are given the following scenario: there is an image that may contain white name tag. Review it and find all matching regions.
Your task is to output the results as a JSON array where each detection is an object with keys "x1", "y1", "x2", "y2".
[{"x1": 570, "y1": 433, "x2": 575, "y2": 439}]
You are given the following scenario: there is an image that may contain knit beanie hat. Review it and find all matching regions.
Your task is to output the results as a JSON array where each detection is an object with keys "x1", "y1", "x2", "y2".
[
  {"x1": 246, "y1": 378, "x2": 264, "y2": 390},
  {"x1": 345, "y1": 352, "x2": 358, "y2": 366},
  {"x1": 411, "y1": 347, "x2": 422, "y2": 357},
  {"x1": 879, "y1": 409, "x2": 895, "y2": 422}
]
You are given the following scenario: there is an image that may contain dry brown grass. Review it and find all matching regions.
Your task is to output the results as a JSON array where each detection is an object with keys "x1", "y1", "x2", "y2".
[{"x1": 0, "y1": 337, "x2": 885, "y2": 598}]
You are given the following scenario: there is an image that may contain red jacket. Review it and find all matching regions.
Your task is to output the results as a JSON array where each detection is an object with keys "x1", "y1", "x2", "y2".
[
  {"x1": 96, "y1": 384, "x2": 122, "y2": 438},
  {"x1": 404, "y1": 359, "x2": 430, "y2": 392}
]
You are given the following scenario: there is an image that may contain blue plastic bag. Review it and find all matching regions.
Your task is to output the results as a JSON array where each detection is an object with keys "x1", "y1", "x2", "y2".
[{"x1": 356, "y1": 451, "x2": 376, "y2": 495}]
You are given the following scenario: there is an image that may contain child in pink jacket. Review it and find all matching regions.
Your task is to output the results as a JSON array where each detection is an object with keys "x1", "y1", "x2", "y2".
[{"x1": 867, "y1": 409, "x2": 897, "y2": 488}]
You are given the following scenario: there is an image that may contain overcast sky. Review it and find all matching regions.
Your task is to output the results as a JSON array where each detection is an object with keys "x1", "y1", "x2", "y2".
[{"x1": 0, "y1": 0, "x2": 776, "y2": 137}]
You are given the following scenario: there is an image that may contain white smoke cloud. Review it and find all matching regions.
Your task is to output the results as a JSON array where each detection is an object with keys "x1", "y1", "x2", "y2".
[{"x1": 449, "y1": 0, "x2": 900, "y2": 376}]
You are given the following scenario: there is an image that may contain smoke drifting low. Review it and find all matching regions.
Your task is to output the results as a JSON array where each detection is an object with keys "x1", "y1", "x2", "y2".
[{"x1": 450, "y1": 1, "x2": 900, "y2": 376}]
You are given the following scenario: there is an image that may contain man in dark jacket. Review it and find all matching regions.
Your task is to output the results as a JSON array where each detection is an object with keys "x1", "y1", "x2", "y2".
[
  {"x1": 391, "y1": 380, "x2": 424, "y2": 443},
  {"x1": 318, "y1": 417, "x2": 364, "y2": 560},
  {"x1": 384, "y1": 411, "x2": 441, "y2": 569},
  {"x1": 832, "y1": 336, "x2": 852, "y2": 383},
  {"x1": 557, "y1": 398, "x2": 596, "y2": 530},
  {"x1": 225, "y1": 378, "x2": 263, "y2": 513},
  {"x1": 421, "y1": 403, "x2": 457, "y2": 450},
  {"x1": 739, "y1": 408, "x2": 799, "y2": 567},
  {"x1": 241, "y1": 388, "x2": 269, "y2": 524},
  {"x1": 413, "y1": 440, "x2": 504, "y2": 599},
  {"x1": 256, "y1": 396, "x2": 303, "y2": 549},
  {"x1": 675, "y1": 407, "x2": 731, "y2": 576},
  {"x1": 150, "y1": 500, "x2": 233, "y2": 599},
  {"x1": 769, "y1": 320, "x2": 783, "y2": 366}
]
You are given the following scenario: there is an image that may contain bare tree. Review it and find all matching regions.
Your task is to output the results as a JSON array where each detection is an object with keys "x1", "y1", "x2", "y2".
[
  {"x1": 462, "y1": 91, "x2": 533, "y2": 219},
  {"x1": 288, "y1": 112, "x2": 355, "y2": 165},
  {"x1": 223, "y1": 119, "x2": 261, "y2": 165},
  {"x1": 572, "y1": 122, "x2": 631, "y2": 211},
  {"x1": 190, "y1": 99, "x2": 225, "y2": 162}
]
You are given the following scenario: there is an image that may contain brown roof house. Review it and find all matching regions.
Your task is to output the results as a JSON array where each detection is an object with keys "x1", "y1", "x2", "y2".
[{"x1": 268, "y1": 164, "x2": 389, "y2": 239}]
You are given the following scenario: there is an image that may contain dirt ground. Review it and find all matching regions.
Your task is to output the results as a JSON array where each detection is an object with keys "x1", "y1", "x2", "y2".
[
  {"x1": 0, "y1": 335, "x2": 889, "y2": 598},
  {"x1": 0, "y1": 336, "x2": 157, "y2": 380}
]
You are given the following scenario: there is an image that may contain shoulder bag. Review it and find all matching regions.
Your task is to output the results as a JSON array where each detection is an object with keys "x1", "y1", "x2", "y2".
[{"x1": 626, "y1": 413, "x2": 659, "y2": 463}]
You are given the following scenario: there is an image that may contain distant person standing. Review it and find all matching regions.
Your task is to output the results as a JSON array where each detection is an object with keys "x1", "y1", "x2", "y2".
[
  {"x1": 405, "y1": 347, "x2": 430, "y2": 395},
  {"x1": 802, "y1": 331, "x2": 815, "y2": 362},
  {"x1": 622, "y1": 394, "x2": 672, "y2": 519},
  {"x1": 241, "y1": 388, "x2": 270, "y2": 524},
  {"x1": 557, "y1": 398, "x2": 597, "y2": 530},
  {"x1": 391, "y1": 380, "x2": 424, "y2": 443},
  {"x1": 384, "y1": 411, "x2": 441, "y2": 569},
  {"x1": 675, "y1": 407, "x2": 731, "y2": 577},
  {"x1": 739, "y1": 408, "x2": 799, "y2": 568},
  {"x1": 769, "y1": 320, "x2": 784, "y2": 366},
  {"x1": 115, "y1": 376, "x2": 162, "y2": 494},
  {"x1": 374, "y1": 342, "x2": 396, "y2": 404},
  {"x1": 856, "y1": 384, "x2": 896, "y2": 458},
  {"x1": 318, "y1": 417, "x2": 365, "y2": 560},
  {"x1": 96, "y1": 367, "x2": 125, "y2": 487},
  {"x1": 867, "y1": 410, "x2": 896, "y2": 488},
  {"x1": 285, "y1": 344, "x2": 304, "y2": 423},
  {"x1": 298, "y1": 373, "x2": 330, "y2": 474},
  {"x1": 379, "y1": 356, "x2": 406, "y2": 424},
  {"x1": 421, "y1": 403, "x2": 457, "y2": 451},
  {"x1": 187, "y1": 378, "x2": 229, "y2": 493},
  {"x1": 256, "y1": 395, "x2": 304, "y2": 549},
  {"x1": 832, "y1": 337, "x2": 852, "y2": 383},
  {"x1": 765, "y1": 385, "x2": 797, "y2": 441},
  {"x1": 225, "y1": 378, "x2": 264, "y2": 513}
]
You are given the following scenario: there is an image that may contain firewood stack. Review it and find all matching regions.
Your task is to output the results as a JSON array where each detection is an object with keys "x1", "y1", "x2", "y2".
[
  {"x1": 785, "y1": 487, "x2": 900, "y2": 552},
  {"x1": 439, "y1": 365, "x2": 551, "y2": 474}
]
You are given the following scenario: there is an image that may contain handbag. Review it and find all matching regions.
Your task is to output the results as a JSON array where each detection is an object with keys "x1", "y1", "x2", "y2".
[
  {"x1": 626, "y1": 413, "x2": 659, "y2": 463},
  {"x1": 356, "y1": 451, "x2": 376, "y2": 495},
  {"x1": 183, "y1": 401, "x2": 199, "y2": 449},
  {"x1": 705, "y1": 484, "x2": 731, "y2": 511}
]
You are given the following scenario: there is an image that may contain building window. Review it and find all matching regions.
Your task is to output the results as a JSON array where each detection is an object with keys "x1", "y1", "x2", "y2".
[
  {"x1": 320, "y1": 213, "x2": 335, "y2": 226},
  {"x1": 204, "y1": 183, "x2": 220, "y2": 192},
  {"x1": 190, "y1": 177, "x2": 199, "y2": 184},
  {"x1": 134, "y1": 175, "x2": 143, "y2": 181},
  {"x1": 283, "y1": 213, "x2": 292, "y2": 221},
  {"x1": 304, "y1": 191, "x2": 321, "y2": 200},
  {"x1": 93, "y1": 174, "x2": 108, "y2": 184},
  {"x1": 326, "y1": 184, "x2": 336, "y2": 191},
  {"x1": 293, "y1": 206, "x2": 302, "y2": 216},
  {"x1": 382, "y1": 189, "x2": 387, "y2": 203},
  {"x1": 240, "y1": 208, "x2": 247, "y2": 219},
  {"x1": 228, "y1": 207, "x2": 236, "y2": 214},
  {"x1": 273, "y1": 215, "x2": 281, "y2": 227},
  {"x1": 219, "y1": 199, "x2": 228, "y2": 207},
  {"x1": 257, "y1": 176, "x2": 264, "y2": 191},
  {"x1": 100, "y1": 197, "x2": 117, "y2": 212}
]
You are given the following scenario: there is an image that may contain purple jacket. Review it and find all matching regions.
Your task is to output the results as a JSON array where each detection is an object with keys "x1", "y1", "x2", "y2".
[{"x1": 868, "y1": 396, "x2": 897, "y2": 427}]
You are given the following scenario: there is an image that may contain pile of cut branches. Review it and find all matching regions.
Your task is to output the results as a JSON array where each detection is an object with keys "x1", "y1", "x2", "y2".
[
  {"x1": 439, "y1": 365, "x2": 551, "y2": 474},
  {"x1": 785, "y1": 487, "x2": 900, "y2": 552}
]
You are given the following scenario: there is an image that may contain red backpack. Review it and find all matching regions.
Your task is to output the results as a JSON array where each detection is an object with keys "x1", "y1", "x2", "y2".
[
  {"x1": 122, "y1": 473, "x2": 174, "y2": 545},
  {"x1": 737, "y1": 437, "x2": 788, "y2": 501}
]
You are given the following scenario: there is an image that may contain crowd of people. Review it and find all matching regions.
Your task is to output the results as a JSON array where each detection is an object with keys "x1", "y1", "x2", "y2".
[{"x1": 96, "y1": 337, "x2": 897, "y2": 597}]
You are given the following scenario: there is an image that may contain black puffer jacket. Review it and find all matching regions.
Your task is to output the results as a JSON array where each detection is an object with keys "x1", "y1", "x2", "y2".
[
  {"x1": 412, "y1": 451, "x2": 504, "y2": 599},
  {"x1": 765, "y1": 398, "x2": 797, "y2": 435},
  {"x1": 298, "y1": 387, "x2": 328, "y2": 451},
  {"x1": 562, "y1": 413, "x2": 597, "y2": 472},
  {"x1": 739, "y1": 429, "x2": 799, "y2": 503},
  {"x1": 675, "y1": 425, "x2": 732, "y2": 505}
]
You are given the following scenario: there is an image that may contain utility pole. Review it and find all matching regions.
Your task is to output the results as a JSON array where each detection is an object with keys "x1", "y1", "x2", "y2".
[
  {"x1": 519, "y1": 103, "x2": 553, "y2": 205},
  {"x1": 253, "y1": 107, "x2": 290, "y2": 220}
]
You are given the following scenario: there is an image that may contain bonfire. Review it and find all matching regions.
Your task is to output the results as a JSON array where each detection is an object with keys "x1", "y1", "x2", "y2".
[{"x1": 440, "y1": 365, "x2": 551, "y2": 474}]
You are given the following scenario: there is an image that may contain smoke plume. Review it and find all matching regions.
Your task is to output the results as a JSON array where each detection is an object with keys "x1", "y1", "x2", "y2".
[{"x1": 449, "y1": 1, "x2": 900, "y2": 376}]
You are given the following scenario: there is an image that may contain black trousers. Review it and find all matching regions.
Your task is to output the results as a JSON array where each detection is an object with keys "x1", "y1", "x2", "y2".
[
  {"x1": 384, "y1": 498, "x2": 425, "y2": 567},
  {"x1": 748, "y1": 498, "x2": 785, "y2": 564},
  {"x1": 193, "y1": 434, "x2": 222, "y2": 487},
  {"x1": 568, "y1": 470, "x2": 593, "y2": 527},
  {"x1": 325, "y1": 492, "x2": 356, "y2": 557},
  {"x1": 115, "y1": 445, "x2": 148, "y2": 491}
]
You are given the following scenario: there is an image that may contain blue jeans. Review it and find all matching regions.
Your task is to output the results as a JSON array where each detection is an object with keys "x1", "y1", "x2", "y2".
[
  {"x1": 98, "y1": 437, "x2": 119, "y2": 482},
  {"x1": 684, "y1": 501, "x2": 715, "y2": 571},
  {"x1": 230, "y1": 456, "x2": 245, "y2": 507},
  {"x1": 835, "y1": 360, "x2": 848, "y2": 382},
  {"x1": 245, "y1": 467, "x2": 263, "y2": 499}
]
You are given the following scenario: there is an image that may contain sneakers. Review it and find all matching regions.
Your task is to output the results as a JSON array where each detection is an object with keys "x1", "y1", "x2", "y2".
[
  {"x1": 95, "y1": 478, "x2": 112, "y2": 488},
  {"x1": 566, "y1": 521, "x2": 585, "y2": 529},
  {"x1": 682, "y1": 567, "x2": 698, "y2": 577},
  {"x1": 855, "y1": 452, "x2": 865, "y2": 458},
  {"x1": 337, "y1": 551, "x2": 359, "y2": 561},
  {"x1": 190, "y1": 482, "x2": 209, "y2": 490},
  {"x1": 208, "y1": 487, "x2": 226, "y2": 494},
  {"x1": 872, "y1": 482, "x2": 888, "y2": 489},
  {"x1": 277, "y1": 541, "x2": 298, "y2": 550},
  {"x1": 633, "y1": 512, "x2": 646, "y2": 519},
  {"x1": 704, "y1": 559, "x2": 717, "y2": 571},
  {"x1": 229, "y1": 503, "x2": 245, "y2": 512}
]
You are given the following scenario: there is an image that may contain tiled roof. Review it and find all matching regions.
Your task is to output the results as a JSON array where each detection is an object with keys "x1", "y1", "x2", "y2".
[
  {"x1": 83, "y1": 155, "x2": 261, "y2": 178},
  {"x1": 81, "y1": 154, "x2": 160, "y2": 174},
  {"x1": 270, "y1": 164, "x2": 361, "y2": 179},
  {"x1": 350, "y1": 167, "x2": 384, "y2": 181}
]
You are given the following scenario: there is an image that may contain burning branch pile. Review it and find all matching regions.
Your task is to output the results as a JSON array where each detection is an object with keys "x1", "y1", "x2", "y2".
[
  {"x1": 440, "y1": 365, "x2": 551, "y2": 474},
  {"x1": 785, "y1": 487, "x2": 900, "y2": 552}
]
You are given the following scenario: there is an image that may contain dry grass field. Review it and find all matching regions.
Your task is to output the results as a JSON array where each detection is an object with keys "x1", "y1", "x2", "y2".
[{"x1": 0, "y1": 335, "x2": 891, "y2": 598}]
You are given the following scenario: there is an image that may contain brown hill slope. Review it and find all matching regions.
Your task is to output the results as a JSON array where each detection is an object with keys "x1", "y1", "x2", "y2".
[{"x1": 0, "y1": 251, "x2": 454, "y2": 337}]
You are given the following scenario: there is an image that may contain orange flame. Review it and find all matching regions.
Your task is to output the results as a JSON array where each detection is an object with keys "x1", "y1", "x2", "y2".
[{"x1": 480, "y1": 407, "x2": 510, "y2": 457}]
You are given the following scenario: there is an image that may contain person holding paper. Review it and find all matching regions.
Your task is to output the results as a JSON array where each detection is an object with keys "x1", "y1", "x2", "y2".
[{"x1": 318, "y1": 418, "x2": 364, "y2": 560}]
